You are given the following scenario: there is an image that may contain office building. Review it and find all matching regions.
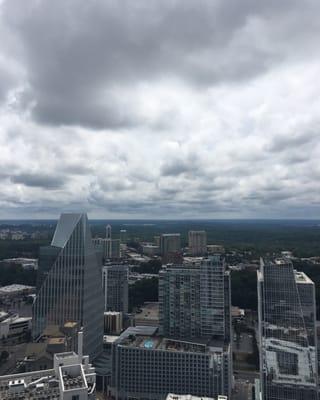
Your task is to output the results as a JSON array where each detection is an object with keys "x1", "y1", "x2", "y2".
[
  {"x1": 120, "y1": 229, "x2": 127, "y2": 244},
  {"x1": 106, "y1": 224, "x2": 112, "y2": 239},
  {"x1": 160, "y1": 233, "x2": 181, "y2": 263},
  {"x1": 0, "y1": 312, "x2": 31, "y2": 339},
  {"x1": 102, "y1": 264, "x2": 129, "y2": 313},
  {"x1": 93, "y1": 225, "x2": 121, "y2": 261},
  {"x1": 111, "y1": 326, "x2": 231, "y2": 400},
  {"x1": 142, "y1": 243, "x2": 160, "y2": 256},
  {"x1": 159, "y1": 255, "x2": 231, "y2": 341},
  {"x1": 257, "y1": 258, "x2": 318, "y2": 400},
  {"x1": 33, "y1": 213, "x2": 104, "y2": 360},
  {"x1": 104, "y1": 311, "x2": 123, "y2": 335},
  {"x1": 0, "y1": 333, "x2": 96, "y2": 400},
  {"x1": 93, "y1": 237, "x2": 121, "y2": 260},
  {"x1": 188, "y1": 230, "x2": 207, "y2": 256}
]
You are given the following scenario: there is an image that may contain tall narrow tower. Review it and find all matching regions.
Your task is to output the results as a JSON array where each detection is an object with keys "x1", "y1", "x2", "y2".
[
  {"x1": 33, "y1": 213, "x2": 104, "y2": 360},
  {"x1": 106, "y1": 224, "x2": 112, "y2": 239}
]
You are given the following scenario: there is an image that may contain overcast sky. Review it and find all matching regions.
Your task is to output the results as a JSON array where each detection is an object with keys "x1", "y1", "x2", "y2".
[{"x1": 0, "y1": 0, "x2": 320, "y2": 219}]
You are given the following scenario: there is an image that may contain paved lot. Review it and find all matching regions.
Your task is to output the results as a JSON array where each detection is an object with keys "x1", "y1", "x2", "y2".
[
  {"x1": 233, "y1": 332, "x2": 254, "y2": 354},
  {"x1": 233, "y1": 379, "x2": 253, "y2": 400}
]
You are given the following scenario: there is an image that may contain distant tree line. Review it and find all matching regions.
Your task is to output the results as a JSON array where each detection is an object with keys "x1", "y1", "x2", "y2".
[
  {"x1": 131, "y1": 259, "x2": 162, "y2": 274},
  {"x1": 0, "y1": 239, "x2": 48, "y2": 260},
  {"x1": 0, "y1": 263, "x2": 37, "y2": 287},
  {"x1": 128, "y1": 277, "x2": 158, "y2": 312}
]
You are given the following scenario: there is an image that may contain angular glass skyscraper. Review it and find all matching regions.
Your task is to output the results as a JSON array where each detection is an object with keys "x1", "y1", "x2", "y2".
[
  {"x1": 33, "y1": 213, "x2": 104, "y2": 360},
  {"x1": 257, "y1": 258, "x2": 318, "y2": 400}
]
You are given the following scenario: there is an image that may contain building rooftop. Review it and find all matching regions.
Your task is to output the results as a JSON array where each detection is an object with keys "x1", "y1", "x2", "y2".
[
  {"x1": 294, "y1": 270, "x2": 313, "y2": 284},
  {"x1": 61, "y1": 365, "x2": 86, "y2": 391},
  {"x1": 118, "y1": 328, "x2": 226, "y2": 354},
  {"x1": 0, "y1": 284, "x2": 35, "y2": 294},
  {"x1": 64, "y1": 321, "x2": 78, "y2": 328},
  {"x1": 167, "y1": 394, "x2": 227, "y2": 400},
  {"x1": 42, "y1": 324, "x2": 65, "y2": 338},
  {"x1": 0, "y1": 349, "x2": 95, "y2": 400},
  {"x1": 263, "y1": 337, "x2": 317, "y2": 387},
  {"x1": 55, "y1": 351, "x2": 77, "y2": 360},
  {"x1": 135, "y1": 302, "x2": 159, "y2": 322}
]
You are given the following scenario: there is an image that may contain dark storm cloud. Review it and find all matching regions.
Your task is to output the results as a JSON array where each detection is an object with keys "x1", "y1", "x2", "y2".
[
  {"x1": 2, "y1": 0, "x2": 320, "y2": 129},
  {"x1": 11, "y1": 173, "x2": 66, "y2": 189}
]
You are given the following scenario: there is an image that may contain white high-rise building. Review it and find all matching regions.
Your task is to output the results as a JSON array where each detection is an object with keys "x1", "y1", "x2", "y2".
[{"x1": 159, "y1": 255, "x2": 231, "y2": 341}]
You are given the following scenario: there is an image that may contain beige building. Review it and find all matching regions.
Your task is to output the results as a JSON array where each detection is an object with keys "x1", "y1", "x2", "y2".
[{"x1": 188, "y1": 231, "x2": 207, "y2": 256}]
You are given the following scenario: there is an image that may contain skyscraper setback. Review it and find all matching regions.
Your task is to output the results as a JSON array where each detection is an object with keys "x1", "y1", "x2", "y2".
[
  {"x1": 33, "y1": 213, "x2": 104, "y2": 360},
  {"x1": 257, "y1": 258, "x2": 318, "y2": 400}
]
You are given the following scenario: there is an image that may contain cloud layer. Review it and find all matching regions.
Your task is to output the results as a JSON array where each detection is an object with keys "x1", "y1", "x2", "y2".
[{"x1": 0, "y1": 0, "x2": 320, "y2": 218}]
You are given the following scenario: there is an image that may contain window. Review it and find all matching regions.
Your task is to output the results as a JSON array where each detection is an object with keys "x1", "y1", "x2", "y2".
[{"x1": 72, "y1": 396, "x2": 80, "y2": 400}]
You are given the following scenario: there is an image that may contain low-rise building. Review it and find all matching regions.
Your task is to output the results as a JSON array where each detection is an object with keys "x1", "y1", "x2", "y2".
[
  {"x1": 0, "y1": 344, "x2": 96, "y2": 399},
  {"x1": 0, "y1": 313, "x2": 32, "y2": 339},
  {"x1": 142, "y1": 243, "x2": 160, "y2": 257},
  {"x1": 207, "y1": 245, "x2": 225, "y2": 254},
  {"x1": 0, "y1": 284, "x2": 35, "y2": 298},
  {"x1": 1, "y1": 258, "x2": 38, "y2": 270},
  {"x1": 231, "y1": 307, "x2": 245, "y2": 321},
  {"x1": 104, "y1": 312, "x2": 123, "y2": 335}
]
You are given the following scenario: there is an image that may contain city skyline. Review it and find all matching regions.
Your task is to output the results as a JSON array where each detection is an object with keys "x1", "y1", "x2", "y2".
[{"x1": 0, "y1": 1, "x2": 320, "y2": 219}]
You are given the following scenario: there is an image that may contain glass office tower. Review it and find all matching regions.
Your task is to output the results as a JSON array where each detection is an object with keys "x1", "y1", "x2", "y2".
[
  {"x1": 33, "y1": 213, "x2": 104, "y2": 360},
  {"x1": 257, "y1": 258, "x2": 318, "y2": 400}
]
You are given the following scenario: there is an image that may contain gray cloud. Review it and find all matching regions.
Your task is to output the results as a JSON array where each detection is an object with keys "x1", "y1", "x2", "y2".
[
  {"x1": 2, "y1": 0, "x2": 320, "y2": 129},
  {"x1": 0, "y1": 0, "x2": 320, "y2": 218},
  {"x1": 10, "y1": 173, "x2": 66, "y2": 190}
]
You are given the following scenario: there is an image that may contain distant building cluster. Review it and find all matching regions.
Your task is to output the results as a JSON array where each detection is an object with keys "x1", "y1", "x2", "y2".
[{"x1": 0, "y1": 228, "x2": 50, "y2": 240}]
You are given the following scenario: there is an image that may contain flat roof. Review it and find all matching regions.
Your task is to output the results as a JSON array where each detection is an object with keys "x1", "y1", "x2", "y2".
[
  {"x1": 135, "y1": 302, "x2": 159, "y2": 320},
  {"x1": 0, "y1": 284, "x2": 35, "y2": 293},
  {"x1": 294, "y1": 270, "x2": 313, "y2": 284},
  {"x1": 118, "y1": 329, "x2": 225, "y2": 354}
]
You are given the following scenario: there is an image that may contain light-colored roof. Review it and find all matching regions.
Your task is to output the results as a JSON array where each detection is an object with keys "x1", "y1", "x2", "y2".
[{"x1": 0, "y1": 284, "x2": 35, "y2": 293}]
